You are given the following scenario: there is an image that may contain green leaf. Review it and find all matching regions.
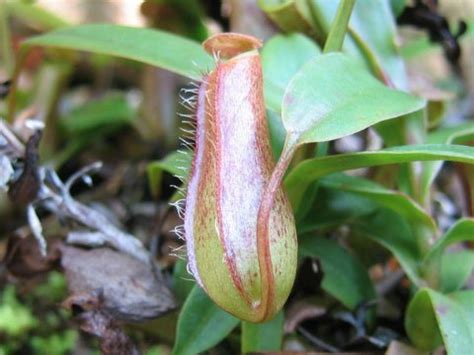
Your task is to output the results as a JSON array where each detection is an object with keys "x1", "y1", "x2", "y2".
[
  {"x1": 285, "y1": 144, "x2": 474, "y2": 212},
  {"x1": 257, "y1": 0, "x2": 319, "y2": 40},
  {"x1": 241, "y1": 311, "x2": 284, "y2": 353},
  {"x1": 267, "y1": 110, "x2": 287, "y2": 159},
  {"x1": 310, "y1": 0, "x2": 407, "y2": 88},
  {"x1": 22, "y1": 24, "x2": 214, "y2": 80},
  {"x1": 297, "y1": 186, "x2": 423, "y2": 285},
  {"x1": 147, "y1": 150, "x2": 191, "y2": 198},
  {"x1": 297, "y1": 187, "x2": 378, "y2": 233},
  {"x1": 406, "y1": 289, "x2": 474, "y2": 353},
  {"x1": 148, "y1": 150, "x2": 191, "y2": 179},
  {"x1": 173, "y1": 286, "x2": 239, "y2": 355},
  {"x1": 299, "y1": 236, "x2": 376, "y2": 309},
  {"x1": 441, "y1": 251, "x2": 474, "y2": 293},
  {"x1": 421, "y1": 122, "x2": 474, "y2": 199},
  {"x1": 319, "y1": 173, "x2": 436, "y2": 233},
  {"x1": 390, "y1": 0, "x2": 407, "y2": 17},
  {"x1": 60, "y1": 94, "x2": 134, "y2": 135},
  {"x1": 424, "y1": 219, "x2": 474, "y2": 263},
  {"x1": 451, "y1": 291, "x2": 474, "y2": 331},
  {"x1": 154, "y1": 0, "x2": 208, "y2": 41},
  {"x1": 262, "y1": 33, "x2": 321, "y2": 112},
  {"x1": 346, "y1": 0, "x2": 408, "y2": 89},
  {"x1": 172, "y1": 259, "x2": 196, "y2": 303},
  {"x1": 354, "y1": 209, "x2": 422, "y2": 286},
  {"x1": 282, "y1": 53, "x2": 424, "y2": 146},
  {"x1": 0, "y1": 286, "x2": 38, "y2": 336},
  {"x1": 6, "y1": 1, "x2": 69, "y2": 30}
]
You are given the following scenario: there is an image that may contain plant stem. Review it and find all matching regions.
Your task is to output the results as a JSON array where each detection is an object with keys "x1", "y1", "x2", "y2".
[
  {"x1": 314, "y1": 0, "x2": 355, "y2": 157},
  {"x1": 323, "y1": 0, "x2": 356, "y2": 53}
]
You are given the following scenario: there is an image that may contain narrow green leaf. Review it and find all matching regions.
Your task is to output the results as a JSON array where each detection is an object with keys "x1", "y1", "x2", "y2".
[
  {"x1": 147, "y1": 150, "x2": 191, "y2": 198},
  {"x1": 148, "y1": 150, "x2": 191, "y2": 179},
  {"x1": 421, "y1": 122, "x2": 474, "y2": 199},
  {"x1": 297, "y1": 188, "x2": 378, "y2": 234},
  {"x1": 60, "y1": 95, "x2": 134, "y2": 135},
  {"x1": 6, "y1": 1, "x2": 69, "y2": 30},
  {"x1": 173, "y1": 286, "x2": 239, "y2": 355},
  {"x1": 262, "y1": 33, "x2": 321, "y2": 113},
  {"x1": 282, "y1": 53, "x2": 424, "y2": 146},
  {"x1": 441, "y1": 251, "x2": 474, "y2": 293},
  {"x1": 285, "y1": 144, "x2": 474, "y2": 212},
  {"x1": 299, "y1": 236, "x2": 376, "y2": 309},
  {"x1": 241, "y1": 311, "x2": 284, "y2": 353},
  {"x1": 319, "y1": 173, "x2": 436, "y2": 233},
  {"x1": 172, "y1": 259, "x2": 196, "y2": 303},
  {"x1": 406, "y1": 289, "x2": 474, "y2": 353},
  {"x1": 298, "y1": 186, "x2": 423, "y2": 286},
  {"x1": 22, "y1": 24, "x2": 214, "y2": 80}
]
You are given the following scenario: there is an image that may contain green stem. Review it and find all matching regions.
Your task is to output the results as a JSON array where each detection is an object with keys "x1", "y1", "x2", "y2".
[{"x1": 323, "y1": 0, "x2": 356, "y2": 53}]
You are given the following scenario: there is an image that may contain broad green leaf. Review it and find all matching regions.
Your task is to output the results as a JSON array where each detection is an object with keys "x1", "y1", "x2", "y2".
[
  {"x1": 262, "y1": 33, "x2": 321, "y2": 112},
  {"x1": 60, "y1": 95, "x2": 134, "y2": 135},
  {"x1": 172, "y1": 286, "x2": 239, "y2": 355},
  {"x1": 451, "y1": 291, "x2": 474, "y2": 332},
  {"x1": 347, "y1": 0, "x2": 407, "y2": 89},
  {"x1": 22, "y1": 24, "x2": 214, "y2": 80},
  {"x1": 441, "y1": 251, "x2": 474, "y2": 293},
  {"x1": 406, "y1": 289, "x2": 474, "y2": 353},
  {"x1": 319, "y1": 173, "x2": 436, "y2": 233},
  {"x1": 424, "y1": 219, "x2": 474, "y2": 263},
  {"x1": 147, "y1": 150, "x2": 191, "y2": 198},
  {"x1": 241, "y1": 311, "x2": 284, "y2": 353},
  {"x1": 282, "y1": 53, "x2": 424, "y2": 146},
  {"x1": 285, "y1": 144, "x2": 474, "y2": 212},
  {"x1": 299, "y1": 236, "x2": 376, "y2": 309}
]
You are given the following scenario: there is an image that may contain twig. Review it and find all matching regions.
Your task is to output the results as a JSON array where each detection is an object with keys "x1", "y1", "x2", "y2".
[
  {"x1": 297, "y1": 326, "x2": 341, "y2": 353},
  {"x1": 1, "y1": 119, "x2": 152, "y2": 264}
]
